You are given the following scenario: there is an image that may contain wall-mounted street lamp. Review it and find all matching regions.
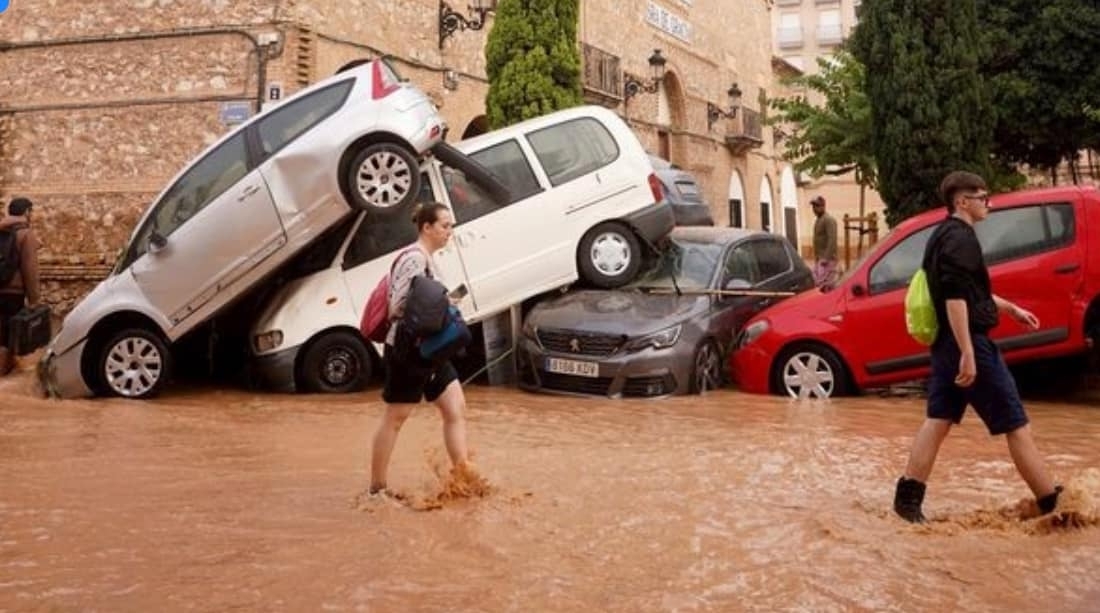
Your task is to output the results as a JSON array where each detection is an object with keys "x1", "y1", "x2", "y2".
[
  {"x1": 439, "y1": 0, "x2": 497, "y2": 49},
  {"x1": 623, "y1": 49, "x2": 667, "y2": 101},
  {"x1": 706, "y1": 82, "x2": 744, "y2": 130}
]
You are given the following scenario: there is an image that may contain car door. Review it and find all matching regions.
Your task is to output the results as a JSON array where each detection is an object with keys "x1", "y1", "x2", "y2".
[
  {"x1": 438, "y1": 137, "x2": 555, "y2": 316},
  {"x1": 129, "y1": 131, "x2": 284, "y2": 329},
  {"x1": 844, "y1": 224, "x2": 938, "y2": 379},
  {"x1": 975, "y1": 202, "x2": 1080, "y2": 350},
  {"x1": 713, "y1": 237, "x2": 797, "y2": 352}
]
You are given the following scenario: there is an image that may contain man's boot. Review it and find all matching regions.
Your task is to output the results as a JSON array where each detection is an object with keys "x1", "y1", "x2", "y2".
[
  {"x1": 894, "y1": 476, "x2": 927, "y2": 523},
  {"x1": 1037, "y1": 485, "x2": 1064, "y2": 515}
]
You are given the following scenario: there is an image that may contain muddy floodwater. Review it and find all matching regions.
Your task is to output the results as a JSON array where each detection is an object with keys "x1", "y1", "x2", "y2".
[{"x1": 1, "y1": 362, "x2": 1099, "y2": 613}]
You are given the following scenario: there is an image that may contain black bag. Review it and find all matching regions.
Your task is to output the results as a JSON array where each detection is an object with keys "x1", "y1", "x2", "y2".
[
  {"x1": 418, "y1": 305, "x2": 472, "y2": 363},
  {"x1": 9, "y1": 304, "x2": 51, "y2": 356},
  {"x1": 0, "y1": 223, "x2": 26, "y2": 287},
  {"x1": 402, "y1": 275, "x2": 450, "y2": 336}
]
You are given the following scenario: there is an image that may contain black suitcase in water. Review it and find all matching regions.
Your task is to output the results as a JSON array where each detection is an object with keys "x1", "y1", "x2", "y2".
[{"x1": 9, "y1": 305, "x2": 51, "y2": 356}]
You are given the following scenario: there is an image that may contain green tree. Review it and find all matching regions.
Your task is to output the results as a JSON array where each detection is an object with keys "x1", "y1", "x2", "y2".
[
  {"x1": 485, "y1": 0, "x2": 583, "y2": 129},
  {"x1": 851, "y1": 0, "x2": 994, "y2": 226},
  {"x1": 769, "y1": 50, "x2": 876, "y2": 219},
  {"x1": 977, "y1": 0, "x2": 1100, "y2": 183}
]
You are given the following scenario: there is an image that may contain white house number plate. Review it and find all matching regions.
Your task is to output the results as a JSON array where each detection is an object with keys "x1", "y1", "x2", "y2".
[{"x1": 545, "y1": 357, "x2": 599, "y2": 378}]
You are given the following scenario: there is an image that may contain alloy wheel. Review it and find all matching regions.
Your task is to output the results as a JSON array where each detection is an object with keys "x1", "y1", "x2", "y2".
[
  {"x1": 694, "y1": 342, "x2": 722, "y2": 393},
  {"x1": 355, "y1": 149, "x2": 413, "y2": 209},
  {"x1": 103, "y1": 336, "x2": 164, "y2": 398}
]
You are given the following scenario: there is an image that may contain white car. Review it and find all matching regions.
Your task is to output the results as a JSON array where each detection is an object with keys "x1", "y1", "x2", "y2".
[
  {"x1": 38, "y1": 58, "x2": 449, "y2": 399},
  {"x1": 249, "y1": 105, "x2": 676, "y2": 393}
]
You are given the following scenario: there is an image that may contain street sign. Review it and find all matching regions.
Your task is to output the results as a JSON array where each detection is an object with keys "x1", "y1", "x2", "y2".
[
  {"x1": 219, "y1": 101, "x2": 252, "y2": 126},
  {"x1": 268, "y1": 83, "x2": 283, "y2": 102}
]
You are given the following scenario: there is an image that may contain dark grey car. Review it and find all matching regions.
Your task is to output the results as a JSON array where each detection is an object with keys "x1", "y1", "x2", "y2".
[
  {"x1": 650, "y1": 155, "x2": 714, "y2": 226},
  {"x1": 517, "y1": 227, "x2": 814, "y2": 397}
]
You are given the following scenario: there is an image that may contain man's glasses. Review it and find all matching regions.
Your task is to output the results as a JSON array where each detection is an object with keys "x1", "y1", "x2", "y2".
[{"x1": 962, "y1": 194, "x2": 991, "y2": 206}]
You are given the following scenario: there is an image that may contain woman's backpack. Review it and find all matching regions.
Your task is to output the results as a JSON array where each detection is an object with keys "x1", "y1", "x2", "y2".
[{"x1": 359, "y1": 247, "x2": 421, "y2": 343}]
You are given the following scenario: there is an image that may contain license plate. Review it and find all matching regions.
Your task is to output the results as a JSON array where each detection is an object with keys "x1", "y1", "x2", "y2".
[{"x1": 545, "y1": 357, "x2": 599, "y2": 378}]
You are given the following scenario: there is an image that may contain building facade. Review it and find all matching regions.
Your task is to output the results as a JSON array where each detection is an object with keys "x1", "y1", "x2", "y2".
[
  {"x1": 771, "y1": 0, "x2": 885, "y2": 261},
  {"x1": 0, "y1": 0, "x2": 804, "y2": 312}
]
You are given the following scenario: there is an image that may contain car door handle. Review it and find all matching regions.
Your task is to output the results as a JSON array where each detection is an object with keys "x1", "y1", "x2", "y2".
[
  {"x1": 1054, "y1": 263, "x2": 1080, "y2": 274},
  {"x1": 237, "y1": 184, "x2": 261, "y2": 201}
]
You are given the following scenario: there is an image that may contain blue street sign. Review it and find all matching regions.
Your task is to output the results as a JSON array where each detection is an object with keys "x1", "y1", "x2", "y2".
[{"x1": 219, "y1": 101, "x2": 252, "y2": 126}]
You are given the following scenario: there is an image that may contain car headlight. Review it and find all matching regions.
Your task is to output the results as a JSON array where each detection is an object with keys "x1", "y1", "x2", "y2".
[
  {"x1": 253, "y1": 330, "x2": 284, "y2": 353},
  {"x1": 624, "y1": 324, "x2": 682, "y2": 352},
  {"x1": 737, "y1": 320, "x2": 770, "y2": 349}
]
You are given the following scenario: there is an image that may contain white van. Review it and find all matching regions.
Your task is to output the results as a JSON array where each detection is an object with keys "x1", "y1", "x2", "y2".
[{"x1": 249, "y1": 105, "x2": 675, "y2": 393}]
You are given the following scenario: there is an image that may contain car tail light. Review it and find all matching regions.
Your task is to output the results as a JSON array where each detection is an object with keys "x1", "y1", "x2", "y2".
[
  {"x1": 371, "y1": 59, "x2": 401, "y2": 100},
  {"x1": 648, "y1": 173, "x2": 664, "y2": 204}
]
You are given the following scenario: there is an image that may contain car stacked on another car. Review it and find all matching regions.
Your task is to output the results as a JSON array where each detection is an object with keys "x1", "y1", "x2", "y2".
[
  {"x1": 518, "y1": 227, "x2": 813, "y2": 397},
  {"x1": 649, "y1": 155, "x2": 715, "y2": 227},
  {"x1": 38, "y1": 57, "x2": 455, "y2": 399},
  {"x1": 731, "y1": 185, "x2": 1100, "y2": 399},
  {"x1": 246, "y1": 105, "x2": 676, "y2": 393}
]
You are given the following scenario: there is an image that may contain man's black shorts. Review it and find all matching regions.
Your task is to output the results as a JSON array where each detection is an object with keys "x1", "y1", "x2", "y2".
[
  {"x1": 926, "y1": 332, "x2": 1029, "y2": 435},
  {"x1": 382, "y1": 344, "x2": 458, "y2": 404}
]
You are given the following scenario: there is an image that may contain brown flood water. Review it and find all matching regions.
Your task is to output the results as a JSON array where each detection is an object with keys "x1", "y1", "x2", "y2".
[{"x1": 1, "y1": 358, "x2": 1099, "y2": 612}]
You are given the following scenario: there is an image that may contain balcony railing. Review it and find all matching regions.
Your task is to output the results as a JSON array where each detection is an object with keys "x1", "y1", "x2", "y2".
[
  {"x1": 582, "y1": 43, "x2": 622, "y2": 106},
  {"x1": 817, "y1": 24, "x2": 844, "y2": 45},
  {"x1": 776, "y1": 26, "x2": 804, "y2": 48},
  {"x1": 724, "y1": 107, "x2": 764, "y2": 155}
]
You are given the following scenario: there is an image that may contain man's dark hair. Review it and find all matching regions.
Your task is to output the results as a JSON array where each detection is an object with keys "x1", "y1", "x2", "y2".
[
  {"x1": 8, "y1": 197, "x2": 33, "y2": 216},
  {"x1": 939, "y1": 171, "x2": 987, "y2": 212}
]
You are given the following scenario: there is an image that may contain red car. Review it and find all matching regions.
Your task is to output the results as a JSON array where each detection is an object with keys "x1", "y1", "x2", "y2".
[{"x1": 731, "y1": 185, "x2": 1100, "y2": 398}]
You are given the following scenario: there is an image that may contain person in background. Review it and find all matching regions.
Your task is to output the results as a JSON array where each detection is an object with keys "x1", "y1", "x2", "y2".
[
  {"x1": 810, "y1": 195, "x2": 839, "y2": 287},
  {"x1": 892, "y1": 171, "x2": 1062, "y2": 523},
  {"x1": 0, "y1": 197, "x2": 41, "y2": 375}
]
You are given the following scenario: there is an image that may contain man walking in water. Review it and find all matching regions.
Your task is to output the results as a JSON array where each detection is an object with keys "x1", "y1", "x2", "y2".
[{"x1": 893, "y1": 171, "x2": 1062, "y2": 523}]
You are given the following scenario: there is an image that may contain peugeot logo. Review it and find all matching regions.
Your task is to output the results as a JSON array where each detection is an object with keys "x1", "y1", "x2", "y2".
[{"x1": 569, "y1": 338, "x2": 581, "y2": 353}]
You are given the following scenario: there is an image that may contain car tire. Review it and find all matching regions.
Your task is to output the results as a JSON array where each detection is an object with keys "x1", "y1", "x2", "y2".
[
  {"x1": 771, "y1": 343, "x2": 850, "y2": 399},
  {"x1": 97, "y1": 328, "x2": 171, "y2": 399},
  {"x1": 345, "y1": 142, "x2": 421, "y2": 214},
  {"x1": 577, "y1": 222, "x2": 643, "y2": 289},
  {"x1": 299, "y1": 331, "x2": 372, "y2": 394},
  {"x1": 691, "y1": 339, "x2": 723, "y2": 394}
]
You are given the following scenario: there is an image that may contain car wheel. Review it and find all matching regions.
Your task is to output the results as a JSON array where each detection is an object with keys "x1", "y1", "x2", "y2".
[
  {"x1": 345, "y1": 142, "x2": 421, "y2": 213},
  {"x1": 771, "y1": 343, "x2": 849, "y2": 399},
  {"x1": 98, "y1": 328, "x2": 171, "y2": 399},
  {"x1": 691, "y1": 339, "x2": 723, "y2": 394},
  {"x1": 299, "y1": 331, "x2": 372, "y2": 393},
  {"x1": 578, "y1": 222, "x2": 643, "y2": 289}
]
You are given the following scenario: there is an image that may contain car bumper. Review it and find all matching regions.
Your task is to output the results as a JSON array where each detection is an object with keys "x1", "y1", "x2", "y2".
[
  {"x1": 251, "y1": 345, "x2": 301, "y2": 393},
  {"x1": 404, "y1": 101, "x2": 447, "y2": 154},
  {"x1": 625, "y1": 201, "x2": 676, "y2": 245},
  {"x1": 516, "y1": 337, "x2": 690, "y2": 398},
  {"x1": 37, "y1": 340, "x2": 93, "y2": 399},
  {"x1": 729, "y1": 343, "x2": 772, "y2": 395}
]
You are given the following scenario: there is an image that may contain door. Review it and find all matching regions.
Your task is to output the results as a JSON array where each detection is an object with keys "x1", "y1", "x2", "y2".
[
  {"x1": 844, "y1": 224, "x2": 937, "y2": 378},
  {"x1": 976, "y1": 202, "x2": 1080, "y2": 346},
  {"x1": 130, "y1": 131, "x2": 285, "y2": 328}
]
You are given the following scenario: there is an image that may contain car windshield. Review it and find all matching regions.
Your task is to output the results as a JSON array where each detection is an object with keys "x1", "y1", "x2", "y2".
[{"x1": 626, "y1": 239, "x2": 722, "y2": 292}]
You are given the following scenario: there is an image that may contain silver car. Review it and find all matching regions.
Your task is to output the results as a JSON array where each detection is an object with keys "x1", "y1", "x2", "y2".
[
  {"x1": 517, "y1": 227, "x2": 814, "y2": 397},
  {"x1": 38, "y1": 57, "x2": 448, "y2": 399}
]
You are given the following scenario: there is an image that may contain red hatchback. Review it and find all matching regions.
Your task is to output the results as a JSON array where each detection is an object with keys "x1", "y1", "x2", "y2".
[{"x1": 730, "y1": 185, "x2": 1100, "y2": 398}]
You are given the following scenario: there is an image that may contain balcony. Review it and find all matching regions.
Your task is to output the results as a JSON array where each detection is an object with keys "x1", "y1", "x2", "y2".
[
  {"x1": 724, "y1": 107, "x2": 764, "y2": 156},
  {"x1": 817, "y1": 24, "x2": 844, "y2": 46},
  {"x1": 775, "y1": 0, "x2": 801, "y2": 5},
  {"x1": 581, "y1": 43, "x2": 622, "y2": 108},
  {"x1": 776, "y1": 26, "x2": 804, "y2": 49}
]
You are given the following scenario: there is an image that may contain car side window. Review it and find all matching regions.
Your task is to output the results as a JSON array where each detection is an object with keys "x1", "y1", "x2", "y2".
[
  {"x1": 152, "y1": 132, "x2": 251, "y2": 241},
  {"x1": 342, "y1": 172, "x2": 432, "y2": 269},
  {"x1": 442, "y1": 166, "x2": 505, "y2": 226},
  {"x1": 868, "y1": 226, "x2": 935, "y2": 294},
  {"x1": 723, "y1": 243, "x2": 762, "y2": 286},
  {"x1": 469, "y1": 139, "x2": 542, "y2": 202},
  {"x1": 976, "y1": 203, "x2": 1075, "y2": 265},
  {"x1": 526, "y1": 117, "x2": 620, "y2": 186},
  {"x1": 756, "y1": 239, "x2": 794, "y2": 280},
  {"x1": 256, "y1": 80, "x2": 353, "y2": 157}
]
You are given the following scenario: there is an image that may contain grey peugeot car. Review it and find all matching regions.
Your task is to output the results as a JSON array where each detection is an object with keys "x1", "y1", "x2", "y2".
[{"x1": 517, "y1": 227, "x2": 814, "y2": 397}]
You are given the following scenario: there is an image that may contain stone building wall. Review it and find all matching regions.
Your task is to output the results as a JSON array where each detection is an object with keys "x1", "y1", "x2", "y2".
[{"x1": 0, "y1": 0, "x2": 796, "y2": 314}]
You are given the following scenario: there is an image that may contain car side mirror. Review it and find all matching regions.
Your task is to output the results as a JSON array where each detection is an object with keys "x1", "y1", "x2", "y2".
[
  {"x1": 149, "y1": 230, "x2": 167, "y2": 253},
  {"x1": 851, "y1": 283, "x2": 866, "y2": 297}
]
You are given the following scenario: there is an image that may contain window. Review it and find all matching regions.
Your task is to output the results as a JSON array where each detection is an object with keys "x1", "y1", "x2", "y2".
[
  {"x1": 469, "y1": 139, "x2": 542, "y2": 202},
  {"x1": 723, "y1": 243, "x2": 762, "y2": 286},
  {"x1": 527, "y1": 118, "x2": 619, "y2": 186},
  {"x1": 869, "y1": 226, "x2": 935, "y2": 294},
  {"x1": 442, "y1": 166, "x2": 504, "y2": 226},
  {"x1": 977, "y1": 203, "x2": 1075, "y2": 265},
  {"x1": 257, "y1": 80, "x2": 353, "y2": 157},
  {"x1": 342, "y1": 172, "x2": 434, "y2": 269},
  {"x1": 817, "y1": 9, "x2": 843, "y2": 45},
  {"x1": 756, "y1": 238, "x2": 794, "y2": 279},
  {"x1": 777, "y1": 12, "x2": 803, "y2": 48},
  {"x1": 674, "y1": 179, "x2": 701, "y2": 199}
]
